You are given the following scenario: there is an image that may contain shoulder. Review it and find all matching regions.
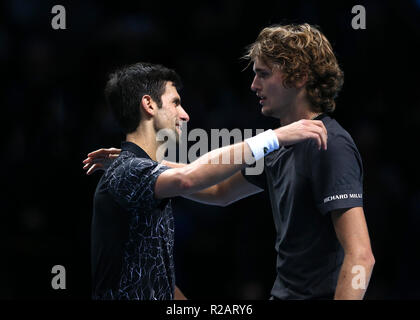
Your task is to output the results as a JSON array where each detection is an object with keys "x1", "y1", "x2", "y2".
[
  {"x1": 326, "y1": 117, "x2": 356, "y2": 143},
  {"x1": 102, "y1": 152, "x2": 171, "y2": 209},
  {"x1": 306, "y1": 116, "x2": 360, "y2": 156},
  {"x1": 104, "y1": 152, "x2": 165, "y2": 186},
  {"x1": 111, "y1": 152, "x2": 158, "y2": 173}
]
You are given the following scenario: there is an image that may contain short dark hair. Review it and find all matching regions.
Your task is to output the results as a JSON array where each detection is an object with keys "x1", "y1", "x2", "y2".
[{"x1": 104, "y1": 62, "x2": 182, "y2": 134}]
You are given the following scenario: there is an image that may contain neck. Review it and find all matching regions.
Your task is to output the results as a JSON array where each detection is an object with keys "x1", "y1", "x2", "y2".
[
  {"x1": 126, "y1": 121, "x2": 163, "y2": 161},
  {"x1": 279, "y1": 94, "x2": 322, "y2": 126}
]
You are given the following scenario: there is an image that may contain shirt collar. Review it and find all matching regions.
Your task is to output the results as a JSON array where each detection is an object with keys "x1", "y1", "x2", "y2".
[
  {"x1": 313, "y1": 113, "x2": 329, "y2": 121},
  {"x1": 121, "y1": 141, "x2": 152, "y2": 160}
]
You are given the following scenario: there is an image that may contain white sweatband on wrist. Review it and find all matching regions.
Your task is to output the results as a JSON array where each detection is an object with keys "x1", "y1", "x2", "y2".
[{"x1": 245, "y1": 129, "x2": 280, "y2": 161}]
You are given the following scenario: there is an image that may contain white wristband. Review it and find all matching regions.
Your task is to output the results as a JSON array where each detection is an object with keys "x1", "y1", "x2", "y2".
[{"x1": 245, "y1": 129, "x2": 280, "y2": 161}]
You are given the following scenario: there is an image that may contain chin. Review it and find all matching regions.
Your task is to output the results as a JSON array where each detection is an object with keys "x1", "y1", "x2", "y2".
[
  {"x1": 261, "y1": 105, "x2": 273, "y2": 116},
  {"x1": 261, "y1": 105, "x2": 281, "y2": 119}
]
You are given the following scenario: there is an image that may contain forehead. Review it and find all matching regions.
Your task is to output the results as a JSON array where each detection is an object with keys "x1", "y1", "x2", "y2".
[
  {"x1": 162, "y1": 81, "x2": 180, "y2": 99},
  {"x1": 252, "y1": 58, "x2": 272, "y2": 72}
]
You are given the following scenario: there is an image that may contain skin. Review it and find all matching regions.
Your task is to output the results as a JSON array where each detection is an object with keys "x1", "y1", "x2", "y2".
[
  {"x1": 332, "y1": 207, "x2": 375, "y2": 299},
  {"x1": 84, "y1": 58, "x2": 372, "y2": 299},
  {"x1": 126, "y1": 81, "x2": 190, "y2": 161},
  {"x1": 251, "y1": 58, "x2": 374, "y2": 299},
  {"x1": 251, "y1": 58, "x2": 320, "y2": 126},
  {"x1": 154, "y1": 82, "x2": 189, "y2": 141},
  {"x1": 84, "y1": 77, "x2": 327, "y2": 300}
]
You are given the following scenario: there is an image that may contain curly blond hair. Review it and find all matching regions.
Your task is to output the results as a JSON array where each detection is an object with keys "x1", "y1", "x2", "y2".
[{"x1": 244, "y1": 23, "x2": 344, "y2": 113}]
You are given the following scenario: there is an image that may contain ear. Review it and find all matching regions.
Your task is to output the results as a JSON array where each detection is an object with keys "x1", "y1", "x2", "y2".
[
  {"x1": 140, "y1": 95, "x2": 156, "y2": 117},
  {"x1": 294, "y1": 73, "x2": 308, "y2": 89}
]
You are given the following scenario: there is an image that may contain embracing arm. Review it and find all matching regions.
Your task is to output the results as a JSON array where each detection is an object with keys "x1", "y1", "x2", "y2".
[
  {"x1": 332, "y1": 207, "x2": 375, "y2": 300},
  {"x1": 83, "y1": 119, "x2": 328, "y2": 200},
  {"x1": 155, "y1": 141, "x2": 254, "y2": 198},
  {"x1": 162, "y1": 161, "x2": 263, "y2": 206},
  {"x1": 82, "y1": 148, "x2": 262, "y2": 205},
  {"x1": 155, "y1": 119, "x2": 327, "y2": 199}
]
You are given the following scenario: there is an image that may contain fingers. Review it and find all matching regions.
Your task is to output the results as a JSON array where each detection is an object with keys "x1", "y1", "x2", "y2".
[
  {"x1": 83, "y1": 155, "x2": 114, "y2": 164},
  {"x1": 86, "y1": 164, "x2": 96, "y2": 175},
  {"x1": 83, "y1": 160, "x2": 103, "y2": 174},
  {"x1": 305, "y1": 120, "x2": 327, "y2": 150},
  {"x1": 82, "y1": 148, "x2": 120, "y2": 176},
  {"x1": 313, "y1": 126, "x2": 327, "y2": 150},
  {"x1": 87, "y1": 148, "x2": 106, "y2": 158},
  {"x1": 313, "y1": 120, "x2": 328, "y2": 150},
  {"x1": 86, "y1": 163, "x2": 102, "y2": 175},
  {"x1": 84, "y1": 148, "x2": 121, "y2": 176},
  {"x1": 313, "y1": 120, "x2": 327, "y2": 134},
  {"x1": 307, "y1": 132, "x2": 322, "y2": 150},
  {"x1": 83, "y1": 156, "x2": 103, "y2": 165},
  {"x1": 87, "y1": 148, "x2": 121, "y2": 158},
  {"x1": 315, "y1": 125, "x2": 327, "y2": 151}
]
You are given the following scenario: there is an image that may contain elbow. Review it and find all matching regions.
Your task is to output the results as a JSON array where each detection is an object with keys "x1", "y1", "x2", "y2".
[
  {"x1": 213, "y1": 184, "x2": 230, "y2": 207},
  {"x1": 360, "y1": 250, "x2": 375, "y2": 268},
  {"x1": 177, "y1": 172, "x2": 195, "y2": 194},
  {"x1": 348, "y1": 248, "x2": 375, "y2": 269},
  {"x1": 219, "y1": 198, "x2": 234, "y2": 207},
  {"x1": 361, "y1": 252, "x2": 375, "y2": 271},
  {"x1": 368, "y1": 253, "x2": 376, "y2": 269},
  {"x1": 216, "y1": 200, "x2": 230, "y2": 207}
]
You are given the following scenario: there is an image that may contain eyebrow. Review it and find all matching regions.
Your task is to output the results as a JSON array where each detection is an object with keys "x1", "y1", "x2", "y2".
[{"x1": 253, "y1": 68, "x2": 271, "y2": 74}]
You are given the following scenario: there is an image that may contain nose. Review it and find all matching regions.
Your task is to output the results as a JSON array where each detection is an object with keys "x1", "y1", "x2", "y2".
[
  {"x1": 178, "y1": 105, "x2": 190, "y2": 122},
  {"x1": 251, "y1": 75, "x2": 260, "y2": 92}
]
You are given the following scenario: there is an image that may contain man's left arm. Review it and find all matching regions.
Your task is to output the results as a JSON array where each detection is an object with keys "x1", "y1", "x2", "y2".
[{"x1": 331, "y1": 206, "x2": 375, "y2": 300}]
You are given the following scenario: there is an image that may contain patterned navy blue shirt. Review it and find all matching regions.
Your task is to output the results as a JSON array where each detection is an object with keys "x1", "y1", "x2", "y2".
[{"x1": 91, "y1": 141, "x2": 174, "y2": 300}]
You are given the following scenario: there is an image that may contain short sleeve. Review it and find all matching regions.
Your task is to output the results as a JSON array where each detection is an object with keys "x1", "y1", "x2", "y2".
[
  {"x1": 308, "y1": 133, "x2": 364, "y2": 215},
  {"x1": 108, "y1": 158, "x2": 170, "y2": 211},
  {"x1": 241, "y1": 167, "x2": 267, "y2": 190}
]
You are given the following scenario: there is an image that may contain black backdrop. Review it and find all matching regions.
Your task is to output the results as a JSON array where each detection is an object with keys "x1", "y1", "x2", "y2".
[{"x1": 2, "y1": 0, "x2": 420, "y2": 299}]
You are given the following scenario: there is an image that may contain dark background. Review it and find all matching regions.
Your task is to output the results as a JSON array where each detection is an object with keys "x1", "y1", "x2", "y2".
[{"x1": 2, "y1": 0, "x2": 419, "y2": 299}]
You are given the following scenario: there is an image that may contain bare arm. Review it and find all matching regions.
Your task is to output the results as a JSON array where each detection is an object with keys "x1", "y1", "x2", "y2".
[
  {"x1": 155, "y1": 120, "x2": 327, "y2": 199},
  {"x1": 331, "y1": 207, "x2": 375, "y2": 300},
  {"x1": 83, "y1": 120, "x2": 328, "y2": 199},
  {"x1": 161, "y1": 161, "x2": 263, "y2": 206},
  {"x1": 183, "y1": 171, "x2": 263, "y2": 206},
  {"x1": 155, "y1": 141, "x2": 253, "y2": 198}
]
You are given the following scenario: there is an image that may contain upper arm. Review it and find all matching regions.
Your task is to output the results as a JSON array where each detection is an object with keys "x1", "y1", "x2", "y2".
[
  {"x1": 154, "y1": 167, "x2": 188, "y2": 199},
  {"x1": 108, "y1": 158, "x2": 171, "y2": 210},
  {"x1": 182, "y1": 171, "x2": 263, "y2": 206},
  {"x1": 331, "y1": 207, "x2": 373, "y2": 258},
  {"x1": 309, "y1": 133, "x2": 364, "y2": 215},
  {"x1": 217, "y1": 171, "x2": 263, "y2": 206}
]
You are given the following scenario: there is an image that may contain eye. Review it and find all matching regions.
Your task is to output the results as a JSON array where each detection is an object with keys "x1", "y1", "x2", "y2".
[
  {"x1": 260, "y1": 72, "x2": 270, "y2": 78},
  {"x1": 257, "y1": 72, "x2": 269, "y2": 79}
]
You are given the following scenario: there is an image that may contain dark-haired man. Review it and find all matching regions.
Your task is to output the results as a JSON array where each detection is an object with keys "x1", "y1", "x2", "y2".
[{"x1": 88, "y1": 62, "x2": 327, "y2": 300}]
